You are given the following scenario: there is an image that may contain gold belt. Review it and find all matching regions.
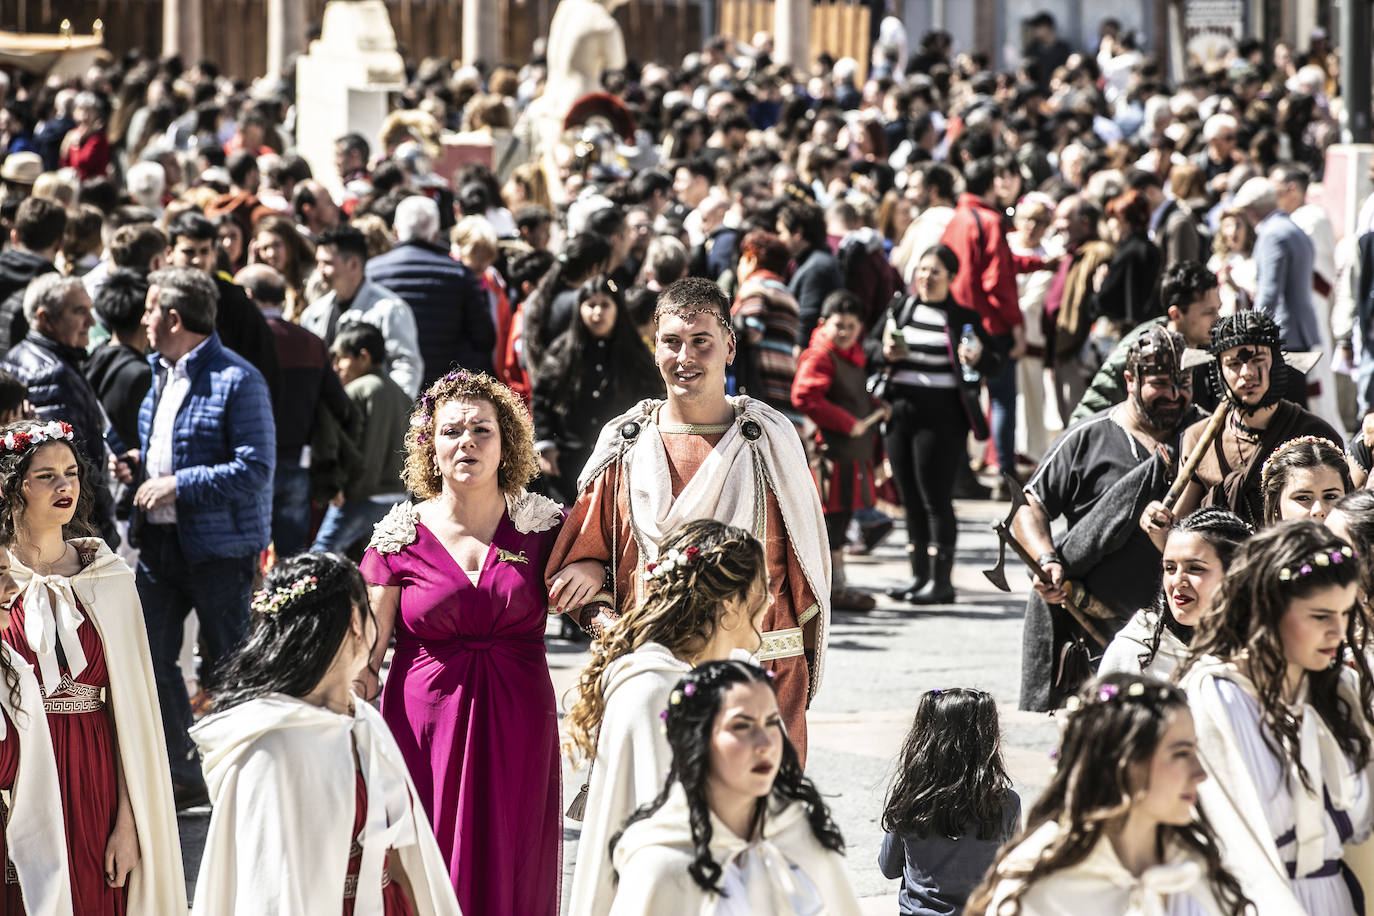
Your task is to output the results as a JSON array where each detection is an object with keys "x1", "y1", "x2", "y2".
[
  {"x1": 42, "y1": 674, "x2": 105, "y2": 715},
  {"x1": 759, "y1": 627, "x2": 804, "y2": 661}
]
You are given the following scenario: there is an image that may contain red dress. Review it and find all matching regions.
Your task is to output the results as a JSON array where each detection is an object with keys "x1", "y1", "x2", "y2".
[
  {"x1": 3, "y1": 594, "x2": 125, "y2": 915},
  {"x1": 0, "y1": 708, "x2": 23, "y2": 914},
  {"x1": 343, "y1": 770, "x2": 415, "y2": 916}
]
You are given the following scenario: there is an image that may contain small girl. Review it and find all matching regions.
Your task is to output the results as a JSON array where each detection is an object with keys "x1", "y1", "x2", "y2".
[
  {"x1": 565, "y1": 520, "x2": 770, "y2": 916},
  {"x1": 791, "y1": 290, "x2": 889, "y2": 612},
  {"x1": 1100, "y1": 508, "x2": 1251, "y2": 680},
  {"x1": 1180, "y1": 519, "x2": 1374, "y2": 912},
  {"x1": 1260, "y1": 436, "x2": 1352, "y2": 525},
  {"x1": 967, "y1": 672, "x2": 1250, "y2": 915},
  {"x1": 878, "y1": 688, "x2": 1020, "y2": 916}
]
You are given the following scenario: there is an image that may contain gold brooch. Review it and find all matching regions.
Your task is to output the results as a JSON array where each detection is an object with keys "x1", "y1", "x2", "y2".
[{"x1": 496, "y1": 548, "x2": 529, "y2": 565}]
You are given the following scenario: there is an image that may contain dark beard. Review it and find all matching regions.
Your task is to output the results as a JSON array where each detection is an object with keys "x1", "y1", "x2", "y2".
[{"x1": 1136, "y1": 391, "x2": 1186, "y2": 432}]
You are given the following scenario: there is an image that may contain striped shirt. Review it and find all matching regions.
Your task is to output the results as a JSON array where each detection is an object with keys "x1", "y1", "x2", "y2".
[{"x1": 890, "y1": 303, "x2": 957, "y2": 390}]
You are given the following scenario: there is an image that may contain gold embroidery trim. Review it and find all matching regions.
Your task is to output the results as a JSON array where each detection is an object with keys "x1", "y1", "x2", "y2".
[
  {"x1": 758, "y1": 627, "x2": 804, "y2": 661},
  {"x1": 41, "y1": 675, "x2": 104, "y2": 714},
  {"x1": 797, "y1": 602, "x2": 820, "y2": 626}
]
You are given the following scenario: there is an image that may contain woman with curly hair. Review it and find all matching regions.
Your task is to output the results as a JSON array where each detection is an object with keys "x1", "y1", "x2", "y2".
[
  {"x1": 1179, "y1": 520, "x2": 1374, "y2": 912},
  {"x1": 566, "y1": 519, "x2": 769, "y2": 916},
  {"x1": 359, "y1": 371, "x2": 563, "y2": 914},
  {"x1": 879, "y1": 688, "x2": 1020, "y2": 915},
  {"x1": 190, "y1": 553, "x2": 458, "y2": 915},
  {"x1": 1102, "y1": 507, "x2": 1252, "y2": 680},
  {"x1": 968, "y1": 672, "x2": 1249, "y2": 915},
  {"x1": 248, "y1": 213, "x2": 315, "y2": 322},
  {"x1": 0, "y1": 419, "x2": 185, "y2": 913},
  {"x1": 608, "y1": 660, "x2": 861, "y2": 914}
]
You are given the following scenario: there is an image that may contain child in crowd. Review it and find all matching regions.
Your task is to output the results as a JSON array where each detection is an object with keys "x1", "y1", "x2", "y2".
[
  {"x1": 791, "y1": 290, "x2": 889, "y2": 611},
  {"x1": 1100, "y1": 508, "x2": 1251, "y2": 680},
  {"x1": 879, "y1": 688, "x2": 1020, "y2": 915},
  {"x1": 1259, "y1": 435, "x2": 1352, "y2": 525},
  {"x1": 311, "y1": 323, "x2": 412, "y2": 554},
  {"x1": 1180, "y1": 520, "x2": 1374, "y2": 912},
  {"x1": 967, "y1": 672, "x2": 1250, "y2": 915},
  {"x1": 565, "y1": 519, "x2": 769, "y2": 916}
]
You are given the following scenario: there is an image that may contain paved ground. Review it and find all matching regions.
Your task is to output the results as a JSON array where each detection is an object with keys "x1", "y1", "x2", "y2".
[{"x1": 176, "y1": 498, "x2": 1059, "y2": 913}]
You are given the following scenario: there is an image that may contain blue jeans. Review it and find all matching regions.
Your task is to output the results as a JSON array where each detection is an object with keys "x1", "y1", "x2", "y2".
[
  {"x1": 136, "y1": 524, "x2": 254, "y2": 786},
  {"x1": 311, "y1": 499, "x2": 396, "y2": 553},
  {"x1": 986, "y1": 356, "x2": 1018, "y2": 475},
  {"x1": 271, "y1": 463, "x2": 312, "y2": 558}
]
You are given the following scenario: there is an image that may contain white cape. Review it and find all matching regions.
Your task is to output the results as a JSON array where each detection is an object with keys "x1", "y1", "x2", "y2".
[
  {"x1": 0, "y1": 641, "x2": 71, "y2": 916},
  {"x1": 11, "y1": 538, "x2": 185, "y2": 914},
  {"x1": 1098, "y1": 608, "x2": 1189, "y2": 682},
  {"x1": 190, "y1": 693, "x2": 461, "y2": 916},
  {"x1": 609, "y1": 785, "x2": 862, "y2": 916},
  {"x1": 986, "y1": 821, "x2": 1228, "y2": 915},
  {"x1": 569, "y1": 642, "x2": 691, "y2": 916}
]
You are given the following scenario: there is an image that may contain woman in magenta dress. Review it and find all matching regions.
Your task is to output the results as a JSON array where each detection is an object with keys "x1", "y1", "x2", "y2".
[
  {"x1": 0, "y1": 420, "x2": 185, "y2": 915},
  {"x1": 361, "y1": 371, "x2": 563, "y2": 915}
]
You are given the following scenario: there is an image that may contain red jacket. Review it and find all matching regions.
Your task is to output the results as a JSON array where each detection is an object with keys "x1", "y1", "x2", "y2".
[
  {"x1": 791, "y1": 327, "x2": 876, "y2": 434},
  {"x1": 939, "y1": 193, "x2": 1022, "y2": 336}
]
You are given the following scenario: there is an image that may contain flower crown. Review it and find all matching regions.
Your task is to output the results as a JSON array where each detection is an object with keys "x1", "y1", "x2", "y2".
[
  {"x1": 1064, "y1": 679, "x2": 1173, "y2": 712},
  {"x1": 658, "y1": 669, "x2": 777, "y2": 721},
  {"x1": 1, "y1": 421, "x2": 74, "y2": 453},
  {"x1": 1279, "y1": 544, "x2": 1355, "y2": 582},
  {"x1": 410, "y1": 369, "x2": 479, "y2": 444},
  {"x1": 1260, "y1": 436, "x2": 1345, "y2": 485},
  {"x1": 250, "y1": 575, "x2": 319, "y2": 614},
  {"x1": 641, "y1": 540, "x2": 736, "y2": 582}
]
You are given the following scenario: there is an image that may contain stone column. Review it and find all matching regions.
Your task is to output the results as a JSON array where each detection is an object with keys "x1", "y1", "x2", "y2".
[
  {"x1": 462, "y1": 0, "x2": 501, "y2": 66},
  {"x1": 774, "y1": 0, "x2": 811, "y2": 70},
  {"x1": 266, "y1": 0, "x2": 306, "y2": 78},
  {"x1": 163, "y1": 0, "x2": 204, "y2": 62}
]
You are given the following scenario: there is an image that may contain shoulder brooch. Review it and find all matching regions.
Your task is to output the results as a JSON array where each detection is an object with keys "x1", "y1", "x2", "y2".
[
  {"x1": 367, "y1": 501, "x2": 419, "y2": 555},
  {"x1": 507, "y1": 489, "x2": 563, "y2": 534}
]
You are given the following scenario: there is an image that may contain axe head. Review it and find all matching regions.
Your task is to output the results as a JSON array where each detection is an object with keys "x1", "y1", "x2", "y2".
[
  {"x1": 982, "y1": 543, "x2": 1011, "y2": 591},
  {"x1": 981, "y1": 473, "x2": 1027, "y2": 593}
]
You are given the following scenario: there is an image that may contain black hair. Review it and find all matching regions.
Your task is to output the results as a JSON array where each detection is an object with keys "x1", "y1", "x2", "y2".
[
  {"x1": 515, "y1": 206, "x2": 553, "y2": 233},
  {"x1": 919, "y1": 162, "x2": 958, "y2": 204},
  {"x1": 1140, "y1": 507, "x2": 1252, "y2": 670},
  {"x1": 94, "y1": 268, "x2": 150, "y2": 334},
  {"x1": 335, "y1": 132, "x2": 370, "y2": 164},
  {"x1": 776, "y1": 199, "x2": 827, "y2": 251},
  {"x1": 522, "y1": 232, "x2": 612, "y2": 371},
  {"x1": 166, "y1": 210, "x2": 217, "y2": 244},
  {"x1": 226, "y1": 150, "x2": 258, "y2": 188},
  {"x1": 0, "y1": 372, "x2": 26, "y2": 418},
  {"x1": 1125, "y1": 168, "x2": 1163, "y2": 192},
  {"x1": 214, "y1": 553, "x2": 374, "y2": 711},
  {"x1": 882, "y1": 688, "x2": 1011, "y2": 841},
  {"x1": 1161, "y1": 260, "x2": 1219, "y2": 315},
  {"x1": 14, "y1": 198, "x2": 67, "y2": 252},
  {"x1": 77, "y1": 178, "x2": 119, "y2": 215},
  {"x1": 1261, "y1": 437, "x2": 1352, "y2": 525},
  {"x1": 540, "y1": 274, "x2": 660, "y2": 415},
  {"x1": 331, "y1": 321, "x2": 387, "y2": 368},
  {"x1": 316, "y1": 225, "x2": 369, "y2": 264},
  {"x1": 611, "y1": 661, "x2": 844, "y2": 895},
  {"x1": 585, "y1": 206, "x2": 626, "y2": 239},
  {"x1": 1333, "y1": 489, "x2": 1374, "y2": 601},
  {"x1": 963, "y1": 156, "x2": 997, "y2": 196},
  {"x1": 508, "y1": 249, "x2": 556, "y2": 297},
  {"x1": 919, "y1": 243, "x2": 960, "y2": 277},
  {"x1": 820, "y1": 289, "x2": 866, "y2": 320}
]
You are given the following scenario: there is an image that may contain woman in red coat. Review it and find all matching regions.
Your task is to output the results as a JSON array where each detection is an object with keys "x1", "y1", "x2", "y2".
[{"x1": 58, "y1": 93, "x2": 110, "y2": 181}]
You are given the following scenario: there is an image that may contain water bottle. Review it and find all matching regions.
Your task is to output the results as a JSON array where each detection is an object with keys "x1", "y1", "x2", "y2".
[{"x1": 959, "y1": 324, "x2": 981, "y2": 383}]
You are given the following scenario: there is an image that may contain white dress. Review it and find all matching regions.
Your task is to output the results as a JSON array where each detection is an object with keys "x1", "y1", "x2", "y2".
[
  {"x1": 1098, "y1": 608, "x2": 1189, "y2": 682},
  {"x1": 1183, "y1": 658, "x2": 1373, "y2": 915}
]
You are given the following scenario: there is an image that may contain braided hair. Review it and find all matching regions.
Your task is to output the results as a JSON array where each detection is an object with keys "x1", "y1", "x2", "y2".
[
  {"x1": 1139, "y1": 508, "x2": 1252, "y2": 671},
  {"x1": 966, "y1": 673, "x2": 1250, "y2": 916},
  {"x1": 213, "y1": 553, "x2": 373, "y2": 711},
  {"x1": 564, "y1": 519, "x2": 766, "y2": 766},
  {"x1": 610, "y1": 660, "x2": 844, "y2": 896}
]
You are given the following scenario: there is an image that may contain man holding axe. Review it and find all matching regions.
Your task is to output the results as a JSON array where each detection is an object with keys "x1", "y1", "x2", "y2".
[{"x1": 1013, "y1": 327, "x2": 1202, "y2": 711}]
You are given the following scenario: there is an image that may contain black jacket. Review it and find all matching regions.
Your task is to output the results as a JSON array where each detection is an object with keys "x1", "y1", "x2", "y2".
[
  {"x1": 365, "y1": 239, "x2": 495, "y2": 388},
  {"x1": 0, "y1": 249, "x2": 58, "y2": 358},
  {"x1": 0, "y1": 332, "x2": 118, "y2": 544},
  {"x1": 1095, "y1": 232, "x2": 1162, "y2": 328},
  {"x1": 214, "y1": 275, "x2": 281, "y2": 411},
  {"x1": 84, "y1": 339, "x2": 151, "y2": 454},
  {"x1": 789, "y1": 245, "x2": 845, "y2": 344}
]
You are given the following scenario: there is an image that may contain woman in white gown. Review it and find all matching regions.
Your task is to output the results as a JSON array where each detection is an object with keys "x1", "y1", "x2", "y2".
[{"x1": 1179, "y1": 520, "x2": 1374, "y2": 914}]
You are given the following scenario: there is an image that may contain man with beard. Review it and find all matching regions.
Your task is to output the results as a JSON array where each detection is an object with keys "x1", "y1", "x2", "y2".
[
  {"x1": 1013, "y1": 326, "x2": 1201, "y2": 711},
  {"x1": 1150, "y1": 311, "x2": 1342, "y2": 527}
]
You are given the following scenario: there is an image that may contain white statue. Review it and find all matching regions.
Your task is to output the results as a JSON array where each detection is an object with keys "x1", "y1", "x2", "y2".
[{"x1": 542, "y1": 0, "x2": 628, "y2": 122}]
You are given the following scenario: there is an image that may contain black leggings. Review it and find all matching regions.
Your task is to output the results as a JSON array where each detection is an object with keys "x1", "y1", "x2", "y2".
[{"x1": 884, "y1": 390, "x2": 967, "y2": 549}]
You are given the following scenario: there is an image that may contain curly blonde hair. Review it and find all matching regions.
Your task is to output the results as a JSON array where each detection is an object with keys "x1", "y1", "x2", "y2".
[
  {"x1": 563, "y1": 519, "x2": 766, "y2": 766},
  {"x1": 403, "y1": 371, "x2": 538, "y2": 498}
]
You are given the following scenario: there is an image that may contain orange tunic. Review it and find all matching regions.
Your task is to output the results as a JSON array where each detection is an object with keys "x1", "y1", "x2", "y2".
[{"x1": 549, "y1": 429, "x2": 819, "y2": 764}]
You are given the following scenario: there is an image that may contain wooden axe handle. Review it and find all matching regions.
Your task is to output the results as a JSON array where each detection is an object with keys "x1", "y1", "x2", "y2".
[
  {"x1": 1163, "y1": 400, "x2": 1229, "y2": 511},
  {"x1": 993, "y1": 523, "x2": 1108, "y2": 647}
]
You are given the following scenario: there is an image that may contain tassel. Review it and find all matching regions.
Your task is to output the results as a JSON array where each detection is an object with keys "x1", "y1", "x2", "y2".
[{"x1": 565, "y1": 783, "x2": 589, "y2": 821}]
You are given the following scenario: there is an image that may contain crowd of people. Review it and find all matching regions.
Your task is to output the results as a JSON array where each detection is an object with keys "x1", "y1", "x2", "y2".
[{"x1": 1, "y1": 4, "x2": 1374, "y2": 914}]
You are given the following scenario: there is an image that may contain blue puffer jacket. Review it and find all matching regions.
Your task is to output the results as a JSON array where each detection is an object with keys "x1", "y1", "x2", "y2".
[
  {"x1": 365, "y1": 239, "x2": 495, "y2": 388},
  {"x1": 135, "y1": 333, "x2": 276, "y2": 563}
]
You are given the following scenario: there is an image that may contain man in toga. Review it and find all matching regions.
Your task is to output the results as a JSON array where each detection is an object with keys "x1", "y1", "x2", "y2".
[{"x1": 545, "y1": 277, "x2": 830, "y2": 761}]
